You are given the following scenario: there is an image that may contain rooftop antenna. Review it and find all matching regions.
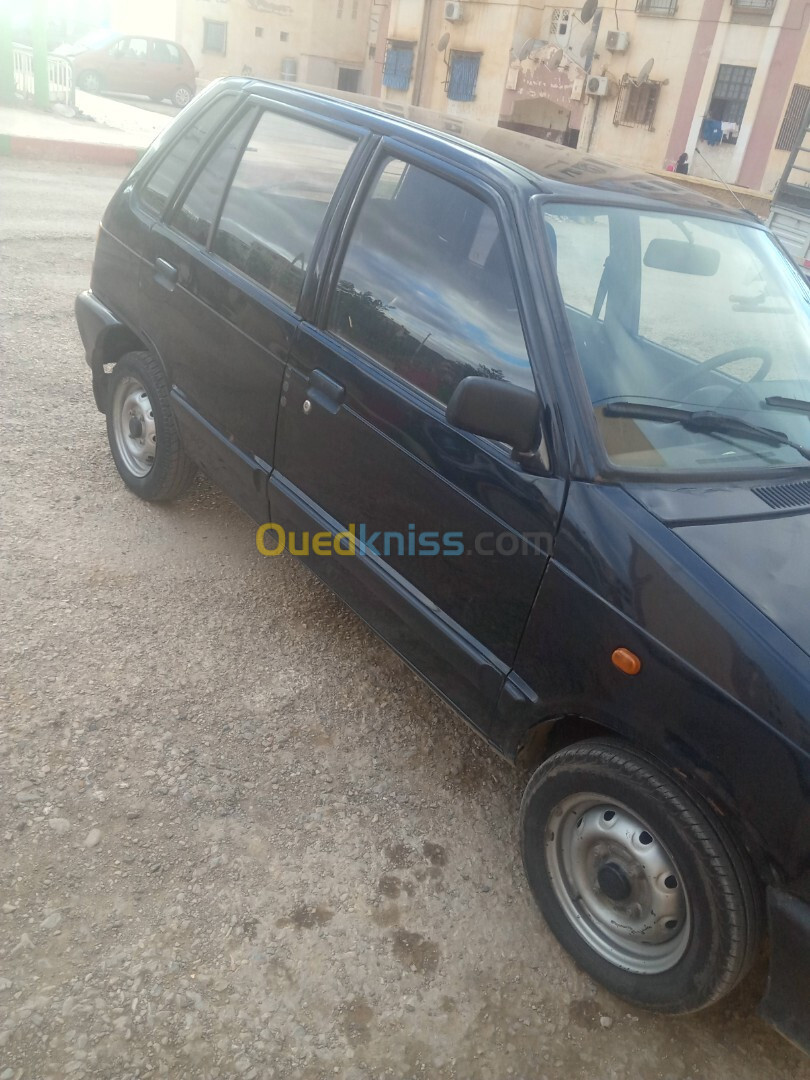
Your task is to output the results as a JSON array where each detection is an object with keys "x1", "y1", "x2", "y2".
[{"x1": 692, "y1": 146, "x2": 757, "y2": 217}]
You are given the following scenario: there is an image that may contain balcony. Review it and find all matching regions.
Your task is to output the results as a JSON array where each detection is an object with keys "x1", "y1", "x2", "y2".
[
  {"x1": 635, "y1": 0, "x2": 678, "y2": 15},
  {"x1": 730, "y1": 0, "x2": 775, "y2": 21}
]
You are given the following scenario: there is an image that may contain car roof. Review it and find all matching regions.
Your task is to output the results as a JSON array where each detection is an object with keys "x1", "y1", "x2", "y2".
[{"x1": 240, "y1": 78, "x2": 752, "y2": 222}]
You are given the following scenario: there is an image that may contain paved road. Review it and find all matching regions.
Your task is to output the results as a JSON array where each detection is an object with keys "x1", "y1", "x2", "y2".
[{"x1": 0, "y1": 158, "x2": 808, "y2": 1080}]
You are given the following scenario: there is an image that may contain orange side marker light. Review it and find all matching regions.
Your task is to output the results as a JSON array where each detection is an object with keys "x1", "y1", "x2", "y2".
[{"x1": 612, "y1": 648, "x2": 642, "y2": 676}]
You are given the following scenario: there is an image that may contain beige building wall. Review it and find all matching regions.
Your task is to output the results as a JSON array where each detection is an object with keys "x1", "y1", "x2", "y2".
[
  {"x1": 760, "y1": 17, "x2": 810, "y2": 193},
  {"x1": 107, "y1": 0, "x2": 179, "y2": 41},
  {"x1": 381, "y1": 1, "x2": 533, "y2": 118},
  {"x1": 176, "y1": 0, "x2": 373, "y2": 90},
  {"x1": 379, "y1": 0, "x2": 810, "y2": 194}
]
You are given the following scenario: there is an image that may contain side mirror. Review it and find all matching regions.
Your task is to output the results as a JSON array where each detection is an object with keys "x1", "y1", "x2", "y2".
[{"x1": 446, "y1": 376, "x2": 541, "y2": 454}]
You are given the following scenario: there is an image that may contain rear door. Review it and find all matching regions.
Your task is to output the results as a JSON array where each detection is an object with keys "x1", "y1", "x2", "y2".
[
  {"x1": 138, "y1": 99, "x2": 362, "y2": 519},
  {"x1": 273, "y1": 148, "x2": 566, "y2": 729},
  {"x1": 106, "y1": 37, "x2": 150, "y2": 95},
  {"x1": 148, "y1": 40, "x2": 185, "y2": 99}
]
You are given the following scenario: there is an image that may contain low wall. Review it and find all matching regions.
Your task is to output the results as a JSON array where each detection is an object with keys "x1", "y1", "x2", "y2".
[{"x1": 655, "y1": 170, "x2": 772, "y2": 220}]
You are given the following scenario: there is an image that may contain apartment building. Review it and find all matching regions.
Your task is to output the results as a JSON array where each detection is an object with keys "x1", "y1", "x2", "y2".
[
  {"x1": 375, "y1": 0, "x2": 810, "y2": 193},
  {"x1": 109, "y1": 0, "x2": 374, "y2": 92}
]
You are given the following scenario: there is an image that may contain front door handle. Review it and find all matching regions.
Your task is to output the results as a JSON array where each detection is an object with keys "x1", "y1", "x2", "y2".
[
  {"x1": 154, "y1": 258, "x2": 178, "y2": 290},
  {"x1": 305, "y1": 369, "x2": 345, "y2": 415}
]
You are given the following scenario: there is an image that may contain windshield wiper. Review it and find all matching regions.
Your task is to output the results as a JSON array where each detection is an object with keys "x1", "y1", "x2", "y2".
[
  {"x1": 764, "y1": 395, "x2": 810, "y2": 415},
  {"x1": 603, "y1": 401, "x2": 810, "y2": 461}
]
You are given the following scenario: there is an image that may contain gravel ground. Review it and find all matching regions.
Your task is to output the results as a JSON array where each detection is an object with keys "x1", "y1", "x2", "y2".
[{"x1": 1, "y1": 158, "x2": 809, "y2": 1080}]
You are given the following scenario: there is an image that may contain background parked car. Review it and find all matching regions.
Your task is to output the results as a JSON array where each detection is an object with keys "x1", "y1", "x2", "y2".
[{"x1": 57, "y1": 30, "x2": 196, "y2": 108}]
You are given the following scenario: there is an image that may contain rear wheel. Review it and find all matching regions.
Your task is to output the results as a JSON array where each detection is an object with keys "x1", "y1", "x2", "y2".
[
  {"x1": 78, "y1": 70, "x2": 104, "y2": 94},
  {"x1": 105, "y1": 352, "x2": 196, "y2": 502},
  {"x1": 171, "y1": 84, "x2": 193, "y2": 108},
  {"x1": 520, "y1": 738, "x2": 763, "y2": 1013}
]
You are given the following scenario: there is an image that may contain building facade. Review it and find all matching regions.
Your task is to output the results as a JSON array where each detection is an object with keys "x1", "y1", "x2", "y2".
[
  {"x1": 108, "y1": 0, "x2": 375, "y2": 93},
  {"x1": 375, "y1": 0, "x2": 810, "y2": 193}
]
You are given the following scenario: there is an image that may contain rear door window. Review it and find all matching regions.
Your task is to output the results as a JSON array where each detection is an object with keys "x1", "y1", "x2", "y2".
[
  {"x1": 327, "y1": 157, "x2": 535, "y2": 404},
  {"x1": 211, "y1": 109, "x2": 358, "y2": 308},
  {"x1": 139, "y1": 95, "x2": 237, "y2": 217}
]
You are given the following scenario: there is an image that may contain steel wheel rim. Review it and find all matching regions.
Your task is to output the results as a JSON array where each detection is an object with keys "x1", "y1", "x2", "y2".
[
  {"x1": 82, "y1": 73, "x2": 101, "y2": 93},
  {"x1": 110, "y1": 375, "x2": 156, "y2": 478},
  {"x1": 545, "y1": 793, "x2": 690, "y2": 973},
  {"x1": 174, "y1": 87, "x2": 191, "y2": 106}
]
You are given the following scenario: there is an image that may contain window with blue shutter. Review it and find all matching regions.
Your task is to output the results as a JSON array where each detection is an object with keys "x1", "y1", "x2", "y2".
[
  {"x1": 382, "y1": 42, "x2": 415, "y2": 91},
  {"x1": 447, "y1": 51, "x2": 481, "y2": 102}
]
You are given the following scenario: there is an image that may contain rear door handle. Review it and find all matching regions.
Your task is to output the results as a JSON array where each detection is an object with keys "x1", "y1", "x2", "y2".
[
  {"x1": 154, "y1": 258, "x2": 178, "y2": 290},
  {"x1": 305, "y1": 369, "x2": 345, "y2": 415}
]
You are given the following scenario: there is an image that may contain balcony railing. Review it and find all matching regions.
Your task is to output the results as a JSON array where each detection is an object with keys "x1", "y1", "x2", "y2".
[
  {"x1": 635, "y1": 0, "x2": 678, "y2": 15},
  {"x1": 731, "y1": 0, "x2": 775, "y2": 11}
]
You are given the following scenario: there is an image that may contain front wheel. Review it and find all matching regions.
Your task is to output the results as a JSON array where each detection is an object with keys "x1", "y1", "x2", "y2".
[
  {"x1": 520, "y1": 738, "x2": 763, "y2": 1013},
  {"x1": 78, "y1": 70, "x2": 103, "y2": 94},
  {"x1": 105, "y1": 352, "x2": 196, "y2": 501}
]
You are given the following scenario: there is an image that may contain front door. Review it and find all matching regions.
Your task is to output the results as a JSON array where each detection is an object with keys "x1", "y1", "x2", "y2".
[
  {"x1": 274, "y1": 149, "x2": 566, "y2": 730},
  {"x1": 139, "y1": 102, "x2": 361, "y2": 519}
]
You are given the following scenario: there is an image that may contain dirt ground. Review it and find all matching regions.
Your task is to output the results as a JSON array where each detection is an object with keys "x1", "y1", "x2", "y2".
[{"x1": 1, "y1": 158, "x2": 808, "y2": 1080}]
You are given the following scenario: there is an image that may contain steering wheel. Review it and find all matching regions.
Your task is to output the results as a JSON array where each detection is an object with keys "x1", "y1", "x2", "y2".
[{"x1": 661, "y1": 346, "x2": 773, "y2": 400}]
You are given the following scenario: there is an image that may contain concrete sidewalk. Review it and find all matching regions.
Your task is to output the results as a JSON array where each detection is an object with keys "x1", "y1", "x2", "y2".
[{"x1": 0, "y1": 90, "x2": 176, "y2": 165}]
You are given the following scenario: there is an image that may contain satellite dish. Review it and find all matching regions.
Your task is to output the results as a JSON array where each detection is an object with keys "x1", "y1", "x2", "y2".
[
  {"x1": 546, "y1": 48, "x2": 563, "y2": 69},
  {"x1": 437, "y1": 32, "x2": 450, "y2": 52},
  {"x1": 581, "y1": 0, "x2": 599, "y2": 24},
  {"x1": 580, "y1": 29, "x2": 597, "y2": 57},
  {"x1": 518, "y1": 38, "x2": 536, "y2": 62},
  {"x1": 637, "y1": 57, "x2": 655, "y2": 84}
]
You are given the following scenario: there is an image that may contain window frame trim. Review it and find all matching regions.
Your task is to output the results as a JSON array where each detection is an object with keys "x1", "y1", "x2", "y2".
[
  {"x1": 203, "y1": 18, "x2": 228, "y2": 56},
  {"x1": 313, "y1": 137, "x2": 542, "y2": 415},
  {"x1": 185, "y1": 96, "x2": 370, "y2": 317},
  {"x1": 134, "y1": 92, "x2": 243, "y2": 221},
  {"x1": 167, "y1": 102, "x2": 260, "y2": 250}
]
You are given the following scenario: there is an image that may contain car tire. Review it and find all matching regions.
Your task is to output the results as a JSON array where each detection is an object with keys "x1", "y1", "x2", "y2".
[
  {"x1": 171, "y1": 84, "x2": 194, "y2": 108},
  {"x1": 105, "y1": 351, "x2": 197, "y2": 502},
  {"x1": 520, "y1": 738, "x2": 763, "y2": 1014},
  {"x1": 78, "y1": 70, "x2": 104, "y2": 94}
]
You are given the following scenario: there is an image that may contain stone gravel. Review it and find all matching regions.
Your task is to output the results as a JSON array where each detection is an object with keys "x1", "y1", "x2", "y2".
[{"x1": 1, "y1": 158, "x2": 808, "y2": 1080}]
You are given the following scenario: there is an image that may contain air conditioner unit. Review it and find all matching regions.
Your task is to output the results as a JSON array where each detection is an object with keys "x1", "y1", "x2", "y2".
[
  {"x1": 554, "y1": 18, "x2": 572, "y2": 46},
  {"x1": 586, "y1": 75, "x2": 609, "y2": 96},
  {"x1": 605, "y1": 30, "x2": 630, "y2": 52},
  {"x1": 445, "y1": 1, "x2": 463, "y2": 20}
]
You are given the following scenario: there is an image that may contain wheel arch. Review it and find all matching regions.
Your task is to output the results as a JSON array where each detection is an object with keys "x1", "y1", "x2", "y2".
[
  {"x1": 91, "y1": 325, "x2": 166, "y2": 412},
  {"x1": 512, "y1": 710, "x2": 780, "y2": 894}
]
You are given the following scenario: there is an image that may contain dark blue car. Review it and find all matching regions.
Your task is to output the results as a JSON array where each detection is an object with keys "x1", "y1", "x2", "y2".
[{"x1": 75, "y1": 78, "x2": 810, "y2": 1053}]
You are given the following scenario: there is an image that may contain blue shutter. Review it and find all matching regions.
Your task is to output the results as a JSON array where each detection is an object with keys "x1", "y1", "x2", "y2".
[
  {"x1": 382, "y1": 45, "x2": 414, "y2": 91},
  {"x1": 447, "y1": 52, "x2": 480, "y2": 102}
]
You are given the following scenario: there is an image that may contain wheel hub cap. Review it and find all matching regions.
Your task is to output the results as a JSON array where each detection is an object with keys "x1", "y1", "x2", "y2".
[
  {"x1": 545, "y1": 794, "x2": 691, "y2": 974},
  {"x1": 111, "y1": 375, "x2": 156, "y2": 478},
  {"x1": 596, "y1": 861, "x2": 632, "y2": 902}
]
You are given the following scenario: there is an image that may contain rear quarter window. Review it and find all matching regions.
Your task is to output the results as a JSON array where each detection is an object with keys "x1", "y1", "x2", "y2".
[{"x1": 139, "y1": 95, "x2": 237, "y2": 218}]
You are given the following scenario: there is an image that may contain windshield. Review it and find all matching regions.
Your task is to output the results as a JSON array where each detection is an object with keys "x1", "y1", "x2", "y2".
[
  {"x1": 65, "y1": 29, "x2": 118, "y2": 54},
  {"x1": 541, "y1": 201, "x2": 810, "y2": 474}
]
